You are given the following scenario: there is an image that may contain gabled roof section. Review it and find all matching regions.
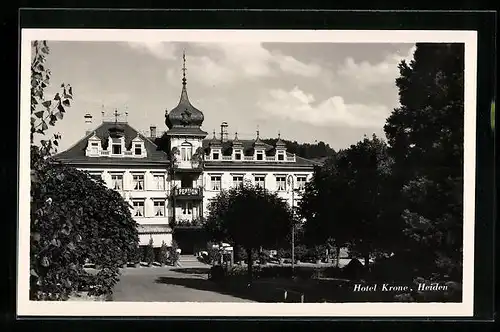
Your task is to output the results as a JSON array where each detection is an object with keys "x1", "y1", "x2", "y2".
[{"x1": 54, "y1": 121, "x2": 170, "y2": 165}]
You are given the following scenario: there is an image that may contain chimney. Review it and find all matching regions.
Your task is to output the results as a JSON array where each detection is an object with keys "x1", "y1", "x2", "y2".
[
  {"x1": 220, "y1": 122, "x2": 228, "y2": 143},
  {"x1": 84, "y1": 113, "x2": 93, "y2": 136},
  {"x1": 150, "y1": 125, "x2": 157, "y2": 138}
]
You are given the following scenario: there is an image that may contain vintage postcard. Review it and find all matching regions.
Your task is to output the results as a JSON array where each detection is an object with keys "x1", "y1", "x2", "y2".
[{"x1": 19, "y1": 28, "x2": 477, "y2": 317}]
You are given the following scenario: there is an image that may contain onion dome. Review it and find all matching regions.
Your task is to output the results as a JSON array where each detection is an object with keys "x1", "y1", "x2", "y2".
[{"x1": 165, "y1": 52, "x2": 204, "y2": 129}]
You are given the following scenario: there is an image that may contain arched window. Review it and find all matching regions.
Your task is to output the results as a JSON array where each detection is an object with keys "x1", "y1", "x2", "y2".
[{"x1": 180, "y1": 142, "x2": 193, "y2": 161}]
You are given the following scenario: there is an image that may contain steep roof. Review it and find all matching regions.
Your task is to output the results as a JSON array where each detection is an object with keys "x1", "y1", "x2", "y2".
[{"x1": 54, "y1": 121, "x2": 170, "y2": 166}]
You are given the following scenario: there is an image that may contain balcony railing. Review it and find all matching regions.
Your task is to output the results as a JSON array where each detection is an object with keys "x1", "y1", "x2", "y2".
[
  {"x1": 173, "y1": 187, "x2": 203, "y2": 198},
  {"x1": 169, "y1": 216, "x2": 204, "y2": 228}
]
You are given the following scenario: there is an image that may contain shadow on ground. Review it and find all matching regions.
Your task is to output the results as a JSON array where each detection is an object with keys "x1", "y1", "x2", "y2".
[
  {"x1": 171, "y1": 267, "x2": 210, "y2": 275},
  {"x1": 155, "y1": 276, "x2": 263, "y2": 302}
]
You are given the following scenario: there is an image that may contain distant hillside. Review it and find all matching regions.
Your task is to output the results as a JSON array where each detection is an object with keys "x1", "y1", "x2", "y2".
[{"x1": 262, "y1": 138, "x2": 336, "y2": 161}]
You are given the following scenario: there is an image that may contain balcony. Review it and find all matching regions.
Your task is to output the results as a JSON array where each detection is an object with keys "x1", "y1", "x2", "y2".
[
  {"x1": 172, "y1": 160, "x2": 203, "y2": 173},
  {"x1": 172, "y1": 186, "x2": 203, "y2": 200}
]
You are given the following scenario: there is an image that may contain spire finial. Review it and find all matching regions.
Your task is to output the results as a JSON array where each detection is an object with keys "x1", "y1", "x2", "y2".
[
  {"x1": 235, "y1": 132, "x2": 239, "y2": 140},
  {"x1": 114, "y1": 108, "x2": 119, "y2": 124},
  {"x1": 182, "y1": 50, "x2": 187, "y2": 86},
  {"x1": 256, "y1": 125, "x2": 260, "y2": 139},
  {"x1": 278, "y1": 131, "x2": 281, "y2": 140},
  {"x1": 213, "y1": 129, "x2": 216, "y2": 139}
]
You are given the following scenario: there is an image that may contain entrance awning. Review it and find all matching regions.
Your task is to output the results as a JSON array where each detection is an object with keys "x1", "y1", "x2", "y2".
[{"x1": 137, "y1": 224, "x2": 172, "y2": 234}]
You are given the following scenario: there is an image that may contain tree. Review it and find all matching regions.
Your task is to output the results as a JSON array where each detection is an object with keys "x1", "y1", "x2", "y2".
[
  {"x1": 300, "y1": 135, "x2": 396, "y2": 267},
  {"x1": 204, "y1": 183, "x2": 293, "y2": 278},
  {"x1": 31, "y1": 40, "x2": 73, "y2": 151},
  {"x1": 384, "y1": 43, "x2": 464, "y2": 279},
  {"x1": 30, "y1": 41, "x2": 139, "y2": 300},
  {"x1": 261, "y1": 138, "x2": 336, "y2": 159},
  {"x1": 30, "y1": 158, "x2": 139, "y2": 299},
  {"x1": 339, "y1": 135, "x2": 396, "y2": 266},
  {"x1": 299, "y1": 153, "x2": 351, "y2": 266}
]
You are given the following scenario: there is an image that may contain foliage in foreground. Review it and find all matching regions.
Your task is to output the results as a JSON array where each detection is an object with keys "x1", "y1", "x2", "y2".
[
  {"x1": 30, "y1": 148, "x2": 139, "y2": 300},
  {"x1": 29, "y1": 40, "x2": 139, "y2": 300}
]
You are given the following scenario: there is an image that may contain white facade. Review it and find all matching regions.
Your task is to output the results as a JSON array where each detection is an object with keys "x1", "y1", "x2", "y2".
[{"x1": 202, "y1": 170, "x2": 312, "y2": 217}]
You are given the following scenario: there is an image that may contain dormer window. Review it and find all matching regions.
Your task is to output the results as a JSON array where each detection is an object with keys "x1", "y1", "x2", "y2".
[
  {"x1": 131, "y1": 135, "x2": 146, "y2": 158},
  {"x1": 256, "y1": 151, "x2": 264, "y2": 161},
  {"x1": 234, "y1": 151, "x2": 242, "y2": 160},
  {"x1": 212, "y1": 149, "x2": 221, "y2": 160},
  {"x1": 85, "y1": 133, "x2": 102, "y2": 157},
  {"x1": 112, "y1": 144, "x2": 122, "y2": 155},
  {"x1": 277, "y1": 152, "x2": 285, "y2": 161},
  {"x1": 134, "y1": 144, "x2": 142, "y2": 155},
  {"x1": 89, "y1": 143, "x2": 98, "y2": 155}
]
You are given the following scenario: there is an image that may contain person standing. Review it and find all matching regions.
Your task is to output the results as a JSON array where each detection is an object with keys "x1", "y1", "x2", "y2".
[{"x1": 174, "y1": 247, "x2": 182, "y2": 267}]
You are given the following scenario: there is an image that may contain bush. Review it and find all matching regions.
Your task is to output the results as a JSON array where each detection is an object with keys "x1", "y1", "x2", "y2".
[
  {"x1": 294, "y1": 245, "x2": 308, "y2": 262},
  {"x1": 343, "y1": 259, "x2": 365, "y2": 280},
  {"x1": 169, "y1": 240, "x2": 180, "y2": 265},
  {"x1": 131, "y1": 246, "x2": 142, "y2": 265},
  {"x1": 209, "y1": 265, "x2": 226, "y2": 282},
  {"x1": 30, "y1": 147, "x2": 139, "y2": 300},
  {"x1": 145, "y1": 238, "x2": 155, "y2": 266},
  {"x1": 158, "y1": 241, "x2": 168, "y2": 266}
]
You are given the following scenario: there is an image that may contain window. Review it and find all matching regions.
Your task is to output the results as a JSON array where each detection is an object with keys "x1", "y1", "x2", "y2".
[
  {"x1": 112, "y1": 144, "x2": 122, "y2": 155},
  {"x1": 111, "y1": 174, "x2": 123, "y2": 190},
  {"x1": 255, "y1": 176, "x2": 265, "y2": 188},
  {"x1": 132, "y1": 200, "x2": 145, "y2": 217},
  {"x1": 276, "y1": 176, "x2": 286, "y2": 191},
  {"x1": 296, "y1": 176, "x2": 307, "y2": 190},
  {"x1": 132, "y1": 174, "x2": 145, "y2": 190},
  {"x1": 154, "y1": 200, "x2": 165, "y2": 217},
  {"x1": 152, "y1": 174, "x2": 165, "y2": 190},
  {"x1": 234, "y1": 151, "x2": 242, "y2": 160},
  {"x1": 277, "y1": 152, "x2": 285, "y2": 161},
  {"x1": 256, "y1": 151, "x2": 264, "y2": 161},
  {"x1": 90, "y1": 142, "x2": 99, "y2": 154},
  {"x1": 134, "y1": 144, "x2": 142, "y2": 155},
  {"x1": 232, "y1": 175, "x2": 243, "y2": 188},
  {"x1": 210, "y1": 175, "x2": 221, "y2": 191},
  {"x1": 212, "y1": 152, "x2": 220, "y2": 160},
  {"x1": 182, "y1": 202, "x2": 193, "y2": 215},
  {"x1": 181, "y1": 145, "x2": 192, "y2": 161}
]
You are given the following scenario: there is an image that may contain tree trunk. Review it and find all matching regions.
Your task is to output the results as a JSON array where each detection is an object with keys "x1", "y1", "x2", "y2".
[
  {"x1": 364, "y1": 254, "x2": 370, "y2": 269},
  {"x1": 246, "y1": 247, "x2": 253, "y2": 280},
  {"x1": 336, "y1": 246, "x2": 340, "y2": 268}
]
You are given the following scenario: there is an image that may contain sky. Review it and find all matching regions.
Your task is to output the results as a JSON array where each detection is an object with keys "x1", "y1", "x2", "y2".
[{"x1": 40, "y1": 41, "x2": 416, "y2": 152}]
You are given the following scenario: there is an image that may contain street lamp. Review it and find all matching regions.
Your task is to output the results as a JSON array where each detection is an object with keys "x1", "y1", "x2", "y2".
[{"x1": 287, "y1": 174, "x2": 295, "y2": 272}]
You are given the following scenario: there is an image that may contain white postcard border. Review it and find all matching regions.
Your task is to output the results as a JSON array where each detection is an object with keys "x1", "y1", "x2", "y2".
[{"x1": 18, "y1": 29, "x2": 477, "y2": 317}]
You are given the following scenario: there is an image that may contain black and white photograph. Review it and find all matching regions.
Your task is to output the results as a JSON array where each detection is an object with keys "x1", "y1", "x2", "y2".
[{"x1": 18, "y1": 28, "x2": 478, "y2": 317}]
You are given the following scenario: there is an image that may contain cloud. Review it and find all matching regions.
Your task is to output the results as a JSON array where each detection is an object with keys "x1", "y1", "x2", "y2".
[
  {"x1": 127, "y1": 42, "x2": 323, "y2": 86},
  {"x1": 257, "y1": 86, "x2": 390, "y2": 128},
  {"x1": 126, "y1": 42, "x2": 177, "y2": 60},
  {"x1": 276, "y1": 53, "x2": 322, "y2": 77},
  {"x1": 337, "y1": 45, "x2": 416, "y2": 88}
]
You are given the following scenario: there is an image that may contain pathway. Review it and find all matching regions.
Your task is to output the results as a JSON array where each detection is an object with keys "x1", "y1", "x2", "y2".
[{"x1": 112, "y1": 256, "x2": 255, "y2": 302}]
